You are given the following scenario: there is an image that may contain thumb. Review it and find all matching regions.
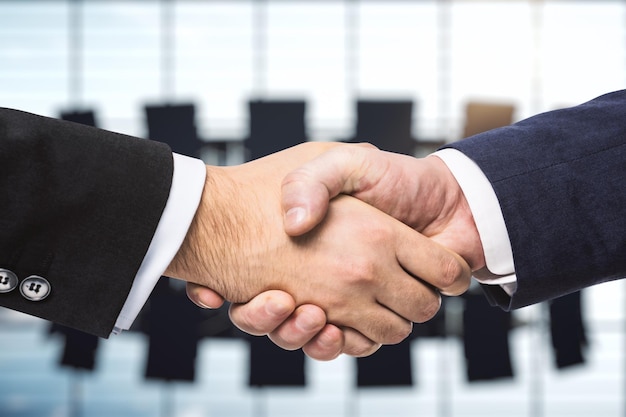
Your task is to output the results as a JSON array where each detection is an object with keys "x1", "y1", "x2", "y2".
[
  {"x1": 282, "y1": 169, "x2": 332, "y2": 236},
  {"x1": 282, "y1": 143, "x2": 377, "y2": 236}
]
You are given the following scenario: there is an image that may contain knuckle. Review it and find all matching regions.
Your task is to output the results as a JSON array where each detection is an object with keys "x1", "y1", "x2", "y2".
[
  {"x1": 344, "y1": 341, "x2": 381, "y2": 358},
  {"x1": 382, "y1": 321, "x2": 413, "y2": 345},
  {"x1": 437, "y1": 256, "x2": 466, "y2": 290},
  {"x1": 359, "y1": 315, "x2": 412, "y2": 346},
  {"x1": 354, "y1": 142, "x2": 379, "y2": 151},
  {"x1": 302, "y1": 332, "x2": 343, "y2": 361},
  {"x1": 347, "y1": 257, "x2": 377, "y2": 285},
  {"x1": 281, "y1": 168, "x2": 309, "y2": 190},
  {"x1": 303, "y1": 346, "x2": 340, "y2": 361},
  {"x1": 414, "y1": 293, "x2": 442, "y2": 323},
  {"x1": 229, "y1": 305, "x2": 262, "y2": 335}
]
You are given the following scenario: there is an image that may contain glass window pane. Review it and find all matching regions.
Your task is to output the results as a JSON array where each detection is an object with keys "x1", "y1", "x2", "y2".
[
  {"x1": 174, "y1": 1, "x2": 254, "y2": 139},
  {"x1": 265, "y1": 1, "x2": 348, "y2": 140},
  {"x1": 358, "y1": 1, "x2": 439, "y2": 139},
  {"x1": 0, "y1": 1, "x2": 68, "y2": 116}
]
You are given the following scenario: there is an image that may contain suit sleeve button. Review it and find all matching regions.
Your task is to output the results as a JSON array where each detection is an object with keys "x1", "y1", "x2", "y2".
[
  {"x1": 20, "y1": 276, "x2": 51, "y2": 301},
  {"x1": 0, "y1": 268, "x2": 19, "y2": 293}
]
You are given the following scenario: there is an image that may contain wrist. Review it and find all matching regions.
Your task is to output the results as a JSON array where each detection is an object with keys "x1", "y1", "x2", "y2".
[
  {"x1": 165, "y1": 165, "x2": 234, "y2": 293},
  {"x1": 426, "y1": 155, "x2": 486, "y2": 271}
]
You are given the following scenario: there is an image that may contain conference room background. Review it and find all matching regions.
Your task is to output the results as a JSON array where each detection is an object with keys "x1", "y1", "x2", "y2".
[{"x1": 1, "y1": 1, "x2": 625, "y2": 416}]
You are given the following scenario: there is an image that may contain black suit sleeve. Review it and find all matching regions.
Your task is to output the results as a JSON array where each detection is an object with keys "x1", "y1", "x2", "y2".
[
  {"x1": 446, "y1": 90, "x2": 626, "y2": 309},
  {"x1": 0, "y1": 108, "x2": 174, "y2": 337}
]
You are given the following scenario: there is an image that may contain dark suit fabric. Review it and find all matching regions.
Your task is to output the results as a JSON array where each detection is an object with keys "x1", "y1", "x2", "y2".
[
  {"x1": 0, "y1": 108, "x2": 173, "y2": 337},
  {"x1": 447, "y1": 90, "x2": 626, "y2": 309},
  {"x1": 43, "y1": 110, "x2": 102, "y2": 371}
]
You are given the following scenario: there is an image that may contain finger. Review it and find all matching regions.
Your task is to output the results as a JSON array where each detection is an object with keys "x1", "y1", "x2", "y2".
[
  {"x1": 301, "y1": 324, "x2": 344, "y2": 361},
  {"x1": 393, "y1": 223, "x2": 472, "y2": 298},
  {"x1": 267, "y1": 304, "x2": 327, "y2": 350},
  {"x1": 371, "y1": 222, "x2": 470, "y2": 323},
  {"x1": 186, "y1": 282, "x2": 225, "y2": 309},
  {"x1": 373, "y1": 254, "x2": 443, "y2": 324},
  {"x1": 326, "y1": 303, "x2": 414, "y2": 346},
  {"x1": 377, "y1": 278, "x2": 443, "y2": 324},
  {"x1": 340, "y1": 327, "x2": 382, "y2": 357},
  {"x1": 228, "y1": 290, "x2": 296, "y2": 336},
  {"x1": 282, "y1": 143, "x2": 378, "y2": 236}
]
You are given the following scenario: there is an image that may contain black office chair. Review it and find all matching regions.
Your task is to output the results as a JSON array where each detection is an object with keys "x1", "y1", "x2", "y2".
[
  {"x1": 549, "y1": 291, "x2": 587, "y2": 369},
  {"x1": 347, "y1": 100, "x2": 417, "y2": 156},
  {"x1": 356, "y1": 340, "x2": 414, "y2": 387},
  {"x1": 145, "y1": 103, "x2": 202, "y2": 158},
  {"x1": 246, "y1": 100, "x2": 307, "y2": 161},
  {"x1": 462, "y1": 292, "x2": 514, "y2": 382},
  {"x1": 60, "y1": 109, "x2": 98, "y2": 127}
]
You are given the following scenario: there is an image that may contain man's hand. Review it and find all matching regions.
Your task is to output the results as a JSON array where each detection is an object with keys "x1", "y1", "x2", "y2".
[
  {"x1": 167, "y1": 142, "x2": 471, "y2": 358},
  {"x1": 281, "y1": 143, "x2": 486, "y2": 271},
  {"x1": 186, "y1": 286, "x2": 346, "y2": 360}
]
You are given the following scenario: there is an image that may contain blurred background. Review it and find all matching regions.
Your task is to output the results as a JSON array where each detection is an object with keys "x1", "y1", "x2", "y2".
[{"x1": 1, "y1": 0, "x2": 625, "y2": 416}]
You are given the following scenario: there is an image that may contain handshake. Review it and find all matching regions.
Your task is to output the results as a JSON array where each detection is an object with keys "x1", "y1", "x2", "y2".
[{"x1": 165, "y1": 142, "x2": 483, "y2": 361}]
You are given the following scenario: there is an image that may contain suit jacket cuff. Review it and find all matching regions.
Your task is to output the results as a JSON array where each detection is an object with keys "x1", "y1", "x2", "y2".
[
  {"x1": 113, "y1": 153, "x2": 206, "y2": 334},
  {"x1": 432, "y1": 148, "x2": 517, "y2": 289}
]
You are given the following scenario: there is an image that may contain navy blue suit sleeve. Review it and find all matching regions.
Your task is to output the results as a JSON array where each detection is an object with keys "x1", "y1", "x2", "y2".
[
  {"x1": 0, "y1": 108, "x2": 174, "y2": 337},
  {"x1": 446, "y1": 90, "x2": 626, "y2": 309}
]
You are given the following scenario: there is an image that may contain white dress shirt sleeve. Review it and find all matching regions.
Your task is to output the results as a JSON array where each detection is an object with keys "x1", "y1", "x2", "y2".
[
  {"x1": 432, "y1": 148, "x2": 518, "y2": 295},
  {"x1": 112, "y1": 153, "x2": 206, "y2": 335}
]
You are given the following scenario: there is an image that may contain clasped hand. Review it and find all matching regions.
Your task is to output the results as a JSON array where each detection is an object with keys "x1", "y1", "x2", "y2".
[{"x1": 167, "y1": 142, "x2": 479, "y2": 360}]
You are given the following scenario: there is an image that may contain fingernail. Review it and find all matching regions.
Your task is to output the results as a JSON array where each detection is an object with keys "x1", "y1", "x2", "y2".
[
  {"x1": 196, "y1": 296, "x2": 212, "y2": 309},
  {"x1": 285, "y1": 206, "x2": 306, "y2": 227}
]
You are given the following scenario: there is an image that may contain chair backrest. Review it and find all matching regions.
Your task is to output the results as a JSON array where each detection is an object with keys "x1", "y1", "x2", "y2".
[
  {"x1": 60, "y1": 109, "x2": 97, "y2": 127},
  {"x1": 462, "y1": 101, "x2": 515, "y2": 138},
  {"x1": 145, "y1": 103, "x2": 201, "y2": 158},
  {"x1": 353, "y1": 100, "x2": 415, "y2": 155},
  {"x1": 246, "y1": 100, "x2": 307, "y2": 161}
]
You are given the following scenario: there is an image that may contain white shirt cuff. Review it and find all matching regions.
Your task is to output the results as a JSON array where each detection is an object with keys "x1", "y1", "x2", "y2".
[
  {"x1": 432, "y1": 149, "x2": 517, "y2": 293},
  {"x1": 112, "y1": 153, "x2": 206, "y2": 335}
]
